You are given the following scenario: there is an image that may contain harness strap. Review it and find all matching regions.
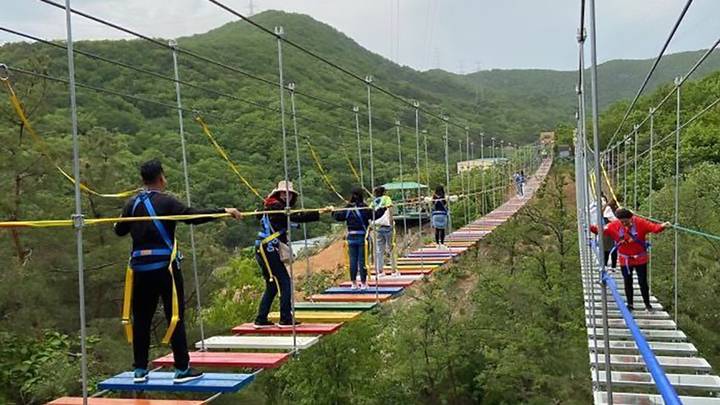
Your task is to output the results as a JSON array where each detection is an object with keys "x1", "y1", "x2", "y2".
[{"x1": 122, "y1": 191, "x2": 180, "y2": 345}]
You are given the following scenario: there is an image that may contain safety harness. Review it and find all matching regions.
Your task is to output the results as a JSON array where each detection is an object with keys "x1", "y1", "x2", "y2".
[
  {"x1": 121, "y1": 191, "x2": 180, "y2": 345},
  {"x1": 256, "y1": 213, "x2": 283, "y2": 291},
  {"x1": 609, "y1": 219, "x2": 650, "y2": 276},
  {"x1": 344, "y1": 207, "x2": 370, "y2": 275}
]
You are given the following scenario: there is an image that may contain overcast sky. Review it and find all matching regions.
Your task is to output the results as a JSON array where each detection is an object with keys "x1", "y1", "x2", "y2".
[{"x1": 2, "y1": 0, "x2": 718, "y2": 72}]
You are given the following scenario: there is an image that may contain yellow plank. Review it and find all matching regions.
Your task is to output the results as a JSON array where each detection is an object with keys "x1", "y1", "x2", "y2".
[{"x1": 269, "y1": 311, "x2": 363, "y2": 323}]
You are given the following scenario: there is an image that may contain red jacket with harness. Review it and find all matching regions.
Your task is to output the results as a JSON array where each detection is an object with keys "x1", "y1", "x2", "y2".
[{"x1": 590, "y1": 217, "x2": 665, "y2": 266}]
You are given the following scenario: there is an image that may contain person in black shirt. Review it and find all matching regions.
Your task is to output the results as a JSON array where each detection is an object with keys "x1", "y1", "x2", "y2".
[
  {"x1": 114, "y1": 159, "x2": 241, "y2": 384},
  {"x1": 431, "y1": 185, "x2": 449, "y2": 248},
  {"x1": 254, "y1": 180, "x2": 330, "y2": 328},
  {"x1": 333, "y1": 187, "x2": 385, "y2": 289}
]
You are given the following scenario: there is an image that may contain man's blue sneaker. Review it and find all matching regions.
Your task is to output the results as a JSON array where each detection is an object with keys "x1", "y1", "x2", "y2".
[
  {"x1": 133, "y1": 368, "x2": 148, "y2": 383},
  {"x1": 173, "y1": 367, "x2": 204, "y2": 384}
]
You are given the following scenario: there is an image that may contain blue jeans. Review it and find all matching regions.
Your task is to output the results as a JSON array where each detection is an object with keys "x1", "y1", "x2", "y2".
[{"x1": 347, "y1": 234, "x2": 367, "y2": 283}]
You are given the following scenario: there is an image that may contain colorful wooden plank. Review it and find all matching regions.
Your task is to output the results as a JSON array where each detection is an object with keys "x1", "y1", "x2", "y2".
[
  {"x1": 310, "y1": 293, "x2": 393, "y2": 302},
  {"x1": 152, "y1": 351, "x2": 290, "y2": 369},
  {"x1": 48, "y1": 399, "x2": 204, "y2": 405},
  {"x1": 270, "y1": 311, "x2": 362, "y2": 323},
  {"x1": 339, "y1": 278, "x2": 416, "y2": 287},
  {"x1": 324, "y1": 286, "x2": 404, "y2": 295},
  {"x1": 197, "y1": 335, "x2": 320, "y2": 350},
  {"x1": 294, "y1": 302, "x2": 377, "y2": 311},
  {"x1": 232, "y1": 322, "x2": 342, "y2": 335},
  {"x1": 98, "y1": 372, "x2": 254, "y2": 393}
]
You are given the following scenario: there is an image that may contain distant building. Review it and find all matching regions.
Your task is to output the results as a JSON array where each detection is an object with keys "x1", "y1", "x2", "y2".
[
  {"x1": 558, "y1": 144, "x2": 572, "y2": 158},
  {"x1": 456, "y1": 158, "x2": 508, "y2": 173},
  {"x1": 540, "y1": 131, "x2": 555, "y2": 146}
]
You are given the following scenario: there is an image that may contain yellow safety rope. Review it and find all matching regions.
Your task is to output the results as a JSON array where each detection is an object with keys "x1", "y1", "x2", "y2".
[
  {"x1": 1, "y1": 75, "x2": 139, "y2": 198},
  {"x1": 121, "y1": 239, "x2": 180, "y2": 344},
  {"x1": 303, "y1": 136, "x2": 346, "y2": 202},
  {"x1": 600, "y1": 162, "x2": 620, "y2": 205},
  {"x1": 194, "y1": 116, "x2": 263, "y2": 200},
  {"x1": 344, "y1": 153, "x2": 372, "y2": 196}
]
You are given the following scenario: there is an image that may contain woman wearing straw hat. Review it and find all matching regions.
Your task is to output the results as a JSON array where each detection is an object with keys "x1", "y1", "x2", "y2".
[{"x1": 253, "y1": 180, "x2": 330, "y2": 328}]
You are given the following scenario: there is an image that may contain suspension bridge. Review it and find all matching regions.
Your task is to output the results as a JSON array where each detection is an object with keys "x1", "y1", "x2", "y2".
[
  {"x1": 2, "y1": 0, "x2": 720, "y2": 403},
  {"x1": 575, "y1": 0, "x2": 720, "y2": 403}
]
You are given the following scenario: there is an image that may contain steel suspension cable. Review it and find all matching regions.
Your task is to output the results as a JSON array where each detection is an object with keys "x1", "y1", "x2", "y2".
[
  {"x1": 274, "y1": 26, "x2": 298, "y2": 352},
  {"x1": 63, "y1": 0, "x2": 89, "y2": 402},
  {"x1": 395, "y1": 120, "x2": 408, "y2": 251},
  {"x1": 288, "y1": 83, "x2": 311, "y2": 278},
  {"x1": 207, "y1": 0, "x2": 474, "y2": 132},
  {"x1": 586, "y1": 0, "x2": 614, "y2": 398},
  {"x1": 605, "y1": 0, "x2": 694, "y2": 148},
  {"x1": 169, "y1": 40, "x2": 206, "y2": 351},
  {"x1": 366, "y1": 76, "x2": 380, "y2": 302}
]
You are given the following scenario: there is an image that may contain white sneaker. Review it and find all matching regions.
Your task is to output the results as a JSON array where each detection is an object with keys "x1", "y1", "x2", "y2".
[
  {"x1": 360, "y1": 283, "x2": 369, "y2": 290},
  {"x1": 392, "y1": 271, "x2": 401, "y2": 277},
  {"x1": 351, "y1": 282, "x2": 358, "y2": 290}
]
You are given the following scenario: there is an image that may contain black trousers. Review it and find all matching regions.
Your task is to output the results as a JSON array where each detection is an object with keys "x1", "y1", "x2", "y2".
[
  {"x1": 604, "y1": 249, "x2": 617, "y2": 268},
  {"x1": 621, "y1": 263, "x2": 650, "y2": 308},
  {"x1": 132, "y1": 263, "x2": 189, "y2": 370},
  {"x1": 255, "y1": 241, "x2": 293, "y2": 324},
  {"x1": 435, "y1": 228, "x2": 446, "y2": 245}
]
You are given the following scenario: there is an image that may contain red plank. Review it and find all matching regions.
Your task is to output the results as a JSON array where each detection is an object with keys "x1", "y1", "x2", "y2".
[
  {"x1": 231, "y1": 322, "x2": 342, "y2": 335},
  {"x1": 48, "y1": 399, "x2": 203, "y2": 405},
  {"x1": 310, "y1": 293, "x2": 392, "y2": 302},
  {"x1": 151, "y1": 351, "x2": 289, "y2": 369}
]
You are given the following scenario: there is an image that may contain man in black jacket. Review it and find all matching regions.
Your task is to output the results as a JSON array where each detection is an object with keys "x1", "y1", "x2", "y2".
[{"x1": 114, "y1": 159, "x2": 241, "y2": 384}]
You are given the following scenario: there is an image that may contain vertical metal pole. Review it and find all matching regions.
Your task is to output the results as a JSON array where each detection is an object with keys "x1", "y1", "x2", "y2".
[
  {"x1": 274, "y1": 26, "x2": 297, "y2": 351},
  {"x1": 465, "y1": 128, "x2": 471, "y2": 220},
  {"x1": 500, "y1": 140, "x2": 505, "y2": 197},
  {"x1": 459, "y1": 139, "x2": 467, "y2": 226},
  {"x1": 443, "y1": 116, "x2": 452, "y2": 234},
  {"x1": 633, "y1": 124, "x2": 639, "y2": 211},
  {"x1": 623, "y1": 140, "x2": 628, "y2": 202},
  {"x1": 414, "y1": 102, "x2": 425, "y2": 269},
  {"x1": 169, "y1": 40, "x2": 205, "y2": 350},
  {"x1": 648, "y1": 109, "x2": 655, "y2": 295},
  {"x1": 423, "y1": 128, "x2": 430, "y2": 185},
  {"x1": 491, "y1": 137, "x2": 496, "y2": 209},
  {"x1": 480, "y1": 133, "x2": 485, "y2": 214},
  {"x1": 587, "y1": 0, "x2": 613, "y2": 399},
  {"x1": 353, "y1": 106, "x2": 364, "y2": 189},
  {"x1": 578, "y1": 27, "x2": 600, "y2": 385},
  {"x1": 471, "y1": 141, "x2": 478, "y2": 217},
  {"x1": 288, "y1": 83, "x2": 310, "y2": 278},
  {"x1": 395, "y1": 120, "x2": 407, "y2": 257},
  {"x1": 673, "y1": 77, "x2": 681, "y2": 327},
  {"x1": 366, "y1": 75, "x2": 380, "y2": 299},
  {"x1": 64, "y1": 1, "x2": 88, "y2": 403}
]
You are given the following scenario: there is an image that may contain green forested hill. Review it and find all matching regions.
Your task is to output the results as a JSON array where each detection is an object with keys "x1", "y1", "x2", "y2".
[{"x1": 448, "y1": 49, "x2": 720, "y2": 134}]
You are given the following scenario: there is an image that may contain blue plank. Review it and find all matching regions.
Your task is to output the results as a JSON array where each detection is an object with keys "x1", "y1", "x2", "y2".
[
  {"x1": 324, "y1": 286, "x2": 404, "y2": 295},
  {"x1": 98, "y1": 372, "x2": 254, "y2": 393}
]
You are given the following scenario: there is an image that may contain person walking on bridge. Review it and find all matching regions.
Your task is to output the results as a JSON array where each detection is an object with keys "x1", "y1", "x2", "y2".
[
  {"x1": 114, "y1": 159, "x2": 242, "y2": 384},
  {"x1": 591, "y1": 208, "x2": 670, "y2": 312},
  {"x1": 253, "y1": 181, "x2": 330, "y2": 329},
  {"x1": 371, "y1": 186, "x2": 395, "y2": 276},
  {"x1": 334, "y1": 187, "x2": 386, "y2": 289}
]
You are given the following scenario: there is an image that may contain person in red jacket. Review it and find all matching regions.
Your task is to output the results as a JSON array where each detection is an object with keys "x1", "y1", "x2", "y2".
[{"x1": 590, "y1": 208, "x2": 671, "y2": 311}]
